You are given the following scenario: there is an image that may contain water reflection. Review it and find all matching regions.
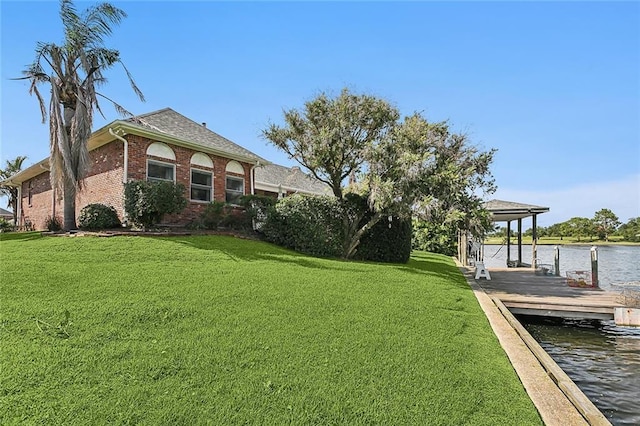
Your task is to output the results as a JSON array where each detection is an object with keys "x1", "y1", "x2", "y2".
[{"x1": 520, "y1": 316, "x2": 640, "y2": 425}]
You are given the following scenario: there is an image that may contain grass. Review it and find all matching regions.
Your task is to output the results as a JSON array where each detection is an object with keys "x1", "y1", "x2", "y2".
[{"x1": 1, "y1": 233, "x2": 542, "y2": 425}]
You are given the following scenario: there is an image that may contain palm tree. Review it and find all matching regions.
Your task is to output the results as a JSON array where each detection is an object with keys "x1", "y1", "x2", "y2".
[
  {"x1": 18, "y1": 0, "x2": 144, "y2": 230},
  {"x1": 0, "y1": 156, "x2": 28, "y2": 224}
]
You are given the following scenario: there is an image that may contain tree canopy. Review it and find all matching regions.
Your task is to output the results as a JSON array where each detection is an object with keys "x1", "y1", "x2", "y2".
[{"x1": 263, "y1": 88, "x2": 496, "y2": 258}]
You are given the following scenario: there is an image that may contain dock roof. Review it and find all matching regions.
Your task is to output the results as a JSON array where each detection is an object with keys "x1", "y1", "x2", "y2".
[{"x1": 484, "y1": 199, "x2": 549, "y2": 222}]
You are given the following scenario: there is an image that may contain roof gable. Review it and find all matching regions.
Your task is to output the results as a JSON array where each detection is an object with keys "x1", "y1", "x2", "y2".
[{"x1": 123, "y1": 108, "x2": 265, "y2": 163}]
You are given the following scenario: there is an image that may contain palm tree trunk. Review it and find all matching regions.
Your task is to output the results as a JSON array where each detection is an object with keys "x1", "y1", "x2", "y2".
[{"x1": 63, "y1": 177, "x2": 77, "y2": 230}]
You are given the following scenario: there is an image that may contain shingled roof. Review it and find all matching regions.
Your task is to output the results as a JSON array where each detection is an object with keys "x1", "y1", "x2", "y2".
[
  {"x1": 484, "y1": 199, "x2": 549, "y2": 222},
  {"x1": 255, "y1": 164, "x2": 332, "y2": 196},
  {"x1": 125, "y1": 108, "x2": 265, "y2": 163}
]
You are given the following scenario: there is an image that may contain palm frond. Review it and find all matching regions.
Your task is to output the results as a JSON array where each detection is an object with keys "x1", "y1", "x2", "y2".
[{"x1": 119, "y1": 61, "x2": 145, "y2": 102}]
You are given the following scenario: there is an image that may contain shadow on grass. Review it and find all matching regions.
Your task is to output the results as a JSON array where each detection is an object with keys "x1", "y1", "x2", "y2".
[
  {"x1": 151, "y1": 234, "x2": 468, "y2": 284},
  {"x1": 398, "y1": 254, "x2": 470, "y2": 289},
  {"x1": 0, "y1": 232, "x2": 43, "y2": 242},
  {"x1": 151, "y1": 235, "x2": 347, "y2": 271}
]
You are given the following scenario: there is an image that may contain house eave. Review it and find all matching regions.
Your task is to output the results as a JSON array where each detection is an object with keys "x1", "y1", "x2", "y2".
[{"x1": 107, "y1": 121, "x2": 266, "y2": 165}]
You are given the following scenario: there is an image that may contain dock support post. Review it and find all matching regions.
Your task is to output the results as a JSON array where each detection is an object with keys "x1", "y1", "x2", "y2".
[
  {"x1": 517, "y1": 218, "x2": 523, "y2": 266},
  {"x1": 506, "y1": 221, "x2": 512, "y2": 266},
  {"x1": 554, "y1": 246, "x2": 560, "y2": 276},
  {"x1": 590, "y1": 246, "x2": 599, "y2": 288},
  {"x1": 532, "y1": 214, "x2": 538, "y2": 268}
]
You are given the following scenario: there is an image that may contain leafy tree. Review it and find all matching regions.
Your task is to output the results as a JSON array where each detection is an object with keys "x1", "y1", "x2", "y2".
[
  {"x1": 18, "y1": 0, "x2": 144, "y2": 230},
  {"x1": 263, "y1": 88, "x2": 399, "y2": 199},
  {"x1": 565, "y1": 217, "x2": 594, "y2": 242},
  {"x1": 618, "y1": 217, "x2": 640, "y2": 242},
  {"x1": 263, "y1": 89, "x2": 495, "y2": 258},
  {"x1": 593, "y1": 208, "x2": 620, "y2": 241},
  {"x1": 0, "y1": 156, "x2": 27, "y2": 224}
]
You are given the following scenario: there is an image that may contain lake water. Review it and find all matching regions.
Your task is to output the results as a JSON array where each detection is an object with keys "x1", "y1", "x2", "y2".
[
  {"x1": 481, "y1": 244, "x2": 640, "y2": 425},
  {"x1": 482, "y1": 244, "x2": 640, "y2": 291}
]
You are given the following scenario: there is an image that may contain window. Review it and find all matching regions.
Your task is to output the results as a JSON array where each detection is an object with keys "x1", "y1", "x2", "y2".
[
  {"x1": 147, "y1": 160, "x2": 175, "y2": 182},
  {"x1": 225, "y1": 176, "x2": 244, "y2": 204},
  {"x1": 27, "y1": 181, "x2": 32, "y2": 206},
  {"x1": 191, "y1": 169, "x2": 212, "y2": 202}
]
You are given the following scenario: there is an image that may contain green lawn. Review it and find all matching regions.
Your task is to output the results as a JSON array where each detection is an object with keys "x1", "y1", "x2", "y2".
[{"x1": 1, "y1": 233, "x2": 541, "y2": 425}]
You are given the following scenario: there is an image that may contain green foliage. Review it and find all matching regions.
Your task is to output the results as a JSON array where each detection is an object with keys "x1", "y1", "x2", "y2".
[
  {"x1": 0, "y1": 235, "x2": 542, "y2": 425},
  {"x1": 0, "y1": 218, "x2": 13, "y2": 233},
  {"x1": 78, "y1": 203, "x2": 121, "y2": 230},
  {"x1": 355, "y1": 215, "x2": 412, "y2": 263},
  {"x1": 192, "y1": 196, "x2": 276, "y2": 231},
  {"x1": 593, "y1": 208, "x2": 620, "y2": 241},
  {"x1": 0, "y1": 156, "x2": 27, "y2": 224},
  {"x1": 124, "y1": 180, "x2": 187, "y2": 229},
  {"x1": 412, "y1": 220, "x2": 457, "y2": 256},
  {"x1": 263, "y1": 88, "x2": 496, "y2": 259},
  {"x1": 198, "y1": 200, "x2": 228, "y2": 230},
  {"x1": 262, "y1": 194, "x2": 344, "y2": 258},
  {"x1": 619, "y1": 217, "x2": 640, "y2": 242},
  {"x1": 262, "y1": 193, "x2": 411, "y2": 262},
  {"x1": 44, "y1": 215, "x2": 63, "y2": 232}
]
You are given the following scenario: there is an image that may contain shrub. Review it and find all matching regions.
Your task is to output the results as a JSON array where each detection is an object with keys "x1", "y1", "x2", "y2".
[
  {"x1": 355, "y1": 215, "x2": 412, "y2": 263},
  {"x1": 262, "y1": 194, "x2": 344, "y2": 258},
  {"x1": 78, "y1": 204, "x2": 121, "y2": 230},
  {"x1": 412, "y1": 220, "x2": 457, "y2": 256},
  {"x1": 199, "y1": 201, "x2": 228, "y2": 230},
  {"x1": 44, "y1": 215, "x2": 63, "y2": 232},
  {"x1": 0, "y1": 218, "x2": 13, "y2": 233},
  {"x1": 124, "y1": 180, "x2": 187, "y2": 229}
]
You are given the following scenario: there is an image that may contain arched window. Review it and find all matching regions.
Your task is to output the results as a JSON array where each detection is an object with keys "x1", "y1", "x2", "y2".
[
  {"x1": 190, "y1": 153, "x2": 213, "y2": 202},
  {"x1": 146, "y1": 142, "x2": 176, "y2": 182},
  {"x1": 225, "y1": 161, "x2": 245, "y2": 204}
]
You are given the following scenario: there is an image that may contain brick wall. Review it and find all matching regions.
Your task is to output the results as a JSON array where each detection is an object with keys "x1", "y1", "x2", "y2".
[
  {"x1": 19, "y1": 135, "x2": 256, "y2": 230},
  {"x1": 20, "y1": 142, "x2": 125, "y2": 230},
  {"x1": 126, "y1": 135, "x2": 253, "y2": 226}
]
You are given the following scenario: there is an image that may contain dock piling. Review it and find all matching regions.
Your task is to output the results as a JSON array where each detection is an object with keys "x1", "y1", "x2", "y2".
[
  {"x1": 590, "y1": 246, "x2": 599, "y2": 288},
  {"x1": 554, "y1": 246, "x2": 560, "y2": 277}
]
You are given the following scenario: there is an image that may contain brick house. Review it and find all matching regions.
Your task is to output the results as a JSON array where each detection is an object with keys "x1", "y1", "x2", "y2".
[{"x1": 3, "y1": 108, "x2": 331, "y2": 230}]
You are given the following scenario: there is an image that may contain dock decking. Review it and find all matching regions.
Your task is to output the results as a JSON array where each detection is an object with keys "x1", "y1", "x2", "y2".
[{"x1": 475, "y1": 268, "x2": 623, "y2": 320}]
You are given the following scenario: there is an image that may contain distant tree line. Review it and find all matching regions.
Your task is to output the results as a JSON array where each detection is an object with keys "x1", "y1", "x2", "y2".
[{"x1": 489, "y1": 208, "x2": 639, "y2": 242}]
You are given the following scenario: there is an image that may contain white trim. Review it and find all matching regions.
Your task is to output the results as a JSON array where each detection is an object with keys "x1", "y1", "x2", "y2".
[
  {"x1": 190, "y1": 152, "x2": 213, "y2": 168},
  {"x1": 147, "y1": 159, "x2": 176, "y2": 182},
  {"x1": 190, "y1": 167, "x2": 213, "y2": 203},
  {"x1": 225, "y1": 175, "x2": 245, "y2": 205},
  {"x1": 146, "y1": 142, "x2": 176, "y2": 160},
  {"x1": 225, "y1": 160, "x2": 245, "y2": 175}
]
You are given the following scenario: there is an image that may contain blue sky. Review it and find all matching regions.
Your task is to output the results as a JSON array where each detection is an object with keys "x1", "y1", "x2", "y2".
[{"x1": 1, "y1": 1, "x2": 639, "y2": 226}]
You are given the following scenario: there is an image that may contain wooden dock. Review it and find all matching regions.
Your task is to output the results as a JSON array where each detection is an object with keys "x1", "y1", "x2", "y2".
[{"x1": 475, "y1": 268, "x2": 624, "y2": 320}]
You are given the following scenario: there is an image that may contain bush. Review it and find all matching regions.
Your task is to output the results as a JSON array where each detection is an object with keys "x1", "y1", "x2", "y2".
[
  {"x1": 44, "y1": 215, "x2": 63, "y2": 232},
  {"x1": 412, "y1": 220, "x2": 457, "y2": 256},
  {"x1": 262, "y1": 194, "x2": 344, "y2": 258},
  {"x1": 124, "y1": 180, "x2": 187, "y2": 229},
  {"x1": 199, "y1": 201, "x2": 228, "y2": 230},
  {"x1": 355, "y1": 215, "x2": 412, "y2": 263},
  {"x1": 0, "y1": 218, "x2": 13, "y2": 233},
  {"x1": 79, "y1": 204, "x2": 121, "y2": 230}
]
